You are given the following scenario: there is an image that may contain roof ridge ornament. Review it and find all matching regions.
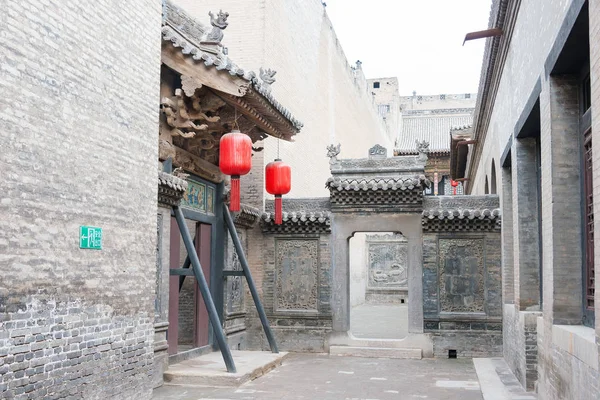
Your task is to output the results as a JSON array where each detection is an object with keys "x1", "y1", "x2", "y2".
[
  {"x1": 205, "y1": 10, "x2": 229, "y2": 43},
  {"x1": 259, "y1": 67, "x2": 277, "y2": 93},
  {"x1": 368, "y1": 144, "x2": 387, "y2": 159},
  {"x1": 327, "y1": 143, "x2": 341, "y2": 164},
  {"x1": 416, "y1": 140, "x2": 429, "y2": 161}
]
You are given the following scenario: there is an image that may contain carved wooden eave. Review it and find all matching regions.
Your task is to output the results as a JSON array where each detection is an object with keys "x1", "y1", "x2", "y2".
[{"x1": 160, "y1": 2, "x2": 303, "y2": 142}]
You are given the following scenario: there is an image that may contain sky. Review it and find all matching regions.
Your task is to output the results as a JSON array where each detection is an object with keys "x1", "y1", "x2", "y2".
[{"x1": 325, "y1": 0, "x2": 493, "y2": 95}]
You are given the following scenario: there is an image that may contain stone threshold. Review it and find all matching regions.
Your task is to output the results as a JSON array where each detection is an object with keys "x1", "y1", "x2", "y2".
[
  {"x1": 473, "y1": 358, "x2": 537, "y2": 400},
  {"x1": 163, "y1": 350, "x2": 289, "y2": 387},
  {"x1": 330, "y1": 345, "x2": 421, "y2": 359}
]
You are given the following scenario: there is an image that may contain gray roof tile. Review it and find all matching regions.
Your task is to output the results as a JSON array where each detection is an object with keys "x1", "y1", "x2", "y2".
[{"x1": 396, "y1": 114, "x2": 473, "y2": 154}]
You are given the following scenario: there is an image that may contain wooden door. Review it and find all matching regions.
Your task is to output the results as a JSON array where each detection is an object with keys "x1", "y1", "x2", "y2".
[{"x1": 194, "y1": 223, "x2": 212, "y2": 347}]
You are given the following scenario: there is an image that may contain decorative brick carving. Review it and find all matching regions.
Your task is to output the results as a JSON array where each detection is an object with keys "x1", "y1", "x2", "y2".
[
  {"x1": 438, "y1": 238, "x2": 485, "y2": 313},
  {"x1": 368, "y1": 144, "x2": 387, "y2": 158},
  {"x1": 275, "y1": 239, "x2": 319, "y2": 312},
  {"x1": 225, "y1": 233, "x2": 245, "y2": 316}
]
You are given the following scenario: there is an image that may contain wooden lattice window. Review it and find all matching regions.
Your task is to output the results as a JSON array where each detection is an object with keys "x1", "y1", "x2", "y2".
[{"x1": 583, "y1": 129, "x2": 595, "y2": 309}]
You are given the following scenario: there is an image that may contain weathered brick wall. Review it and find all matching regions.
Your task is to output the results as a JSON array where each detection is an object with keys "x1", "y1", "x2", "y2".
[{"x1": 0, "y1": 0, "x2": 162, "y2": 398}]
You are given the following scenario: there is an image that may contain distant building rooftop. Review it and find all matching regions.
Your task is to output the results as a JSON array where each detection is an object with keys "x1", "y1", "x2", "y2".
[{"x1": 395, "y1": 93, "x2": 476, "y2": 155}]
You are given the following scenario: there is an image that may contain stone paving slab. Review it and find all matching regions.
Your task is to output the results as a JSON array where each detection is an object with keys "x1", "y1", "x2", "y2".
[
  {"x1": 153, "y1": 353, "x2": 483, "y2": 400},
  {"x1": 163, "y1": 351, "x2": 289, "y2": 387}
]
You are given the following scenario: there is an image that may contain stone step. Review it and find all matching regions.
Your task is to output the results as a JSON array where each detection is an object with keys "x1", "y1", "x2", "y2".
[
  {"x1": 329, "y1": 345, "x2": 422, "y2": 359},
  {"x1": 163, "y1": 350, "x2": 289, "y2": 387}
]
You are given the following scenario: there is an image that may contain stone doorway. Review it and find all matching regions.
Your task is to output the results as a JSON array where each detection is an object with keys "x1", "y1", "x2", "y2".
[{"x1": 349, "y1": 232, "x2": 409, "y2": 339}]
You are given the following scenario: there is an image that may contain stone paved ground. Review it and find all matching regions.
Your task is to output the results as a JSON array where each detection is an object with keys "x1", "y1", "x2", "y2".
[{"x1": 153, "y1": 353, "x2": 483, "y2": 400}]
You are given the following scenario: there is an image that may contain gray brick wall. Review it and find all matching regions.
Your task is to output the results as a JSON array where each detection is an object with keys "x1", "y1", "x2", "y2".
[
  {"x1": 503, "y1": 304, "x2": 540, "y2": 391},
  {"x1": 538, "y1": 338, "x2": 600, "y2": 400},
  {"x1": 0, "y1": 0, "x2": 162, "y2": 398}
]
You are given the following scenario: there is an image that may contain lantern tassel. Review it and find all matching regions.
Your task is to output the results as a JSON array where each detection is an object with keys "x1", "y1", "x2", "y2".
[
  {"x1": 275, "y1": 195, "x2": 282, "y2": 225},
  {"x1": 230, "y1": 175, "x2": 240, "y2": 211}
]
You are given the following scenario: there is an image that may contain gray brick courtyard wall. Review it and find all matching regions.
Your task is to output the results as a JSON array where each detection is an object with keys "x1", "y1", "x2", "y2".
[
  {"x1": 0, "y1": 0, "x2": 162, "y2": 398},
  {"x1": 245, "y1": 199, "x2": 332, "y2": 352},
  {"x1": 423, "y1": 232, "x2": 503, "y2": 357}
]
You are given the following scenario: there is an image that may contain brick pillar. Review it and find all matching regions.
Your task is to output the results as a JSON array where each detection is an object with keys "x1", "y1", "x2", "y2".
[
  {"x1": 502, "y1": 166, "x2": 515, "y2": 304},
  {"x1": 539, "y1": 75, "x2": 583, "y2": 324},
  {"x1": 512, "y1": 138, "x2": 541, "y2": 310}
]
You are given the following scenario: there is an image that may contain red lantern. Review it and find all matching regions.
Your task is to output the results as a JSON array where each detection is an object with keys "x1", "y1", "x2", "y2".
[
  {"x1": 451, "y1": 179, "x2": 459, "y2": 196},
  {"x1": 265, "y1": 159, "x2": 291, "y2": 225},
  {"x1": 219, "y1": 130, "x2": 252, "y2": 211}
]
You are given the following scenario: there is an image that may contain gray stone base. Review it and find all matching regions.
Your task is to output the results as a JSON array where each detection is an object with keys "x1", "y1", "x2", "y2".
[
  {"x1": 153, "y1": 322, "x2": 169, "y2": 388},
  {"x1": 366, "y1": 288, "x2": 408, "y2": 304},
  {"x1": 226, "y1": 329, "x2": 247, "y2": 351},
  {"x1": 163, "y1": 351, "x2": 289, "y2": 387},
  {"x1": 327, "y1": 331, "x2": 435, "y2": 358},
  {"x1": 430, "y1": 331, "x2": 503, "y2": 358}
]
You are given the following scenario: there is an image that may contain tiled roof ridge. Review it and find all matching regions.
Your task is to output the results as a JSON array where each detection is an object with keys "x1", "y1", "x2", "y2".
[
  {"x1": 422, "y1": 208, "x2": 501, "y2": 220},
  {"x1": 326, "y1": 176, "x2": 430, "y2": 191},
  {"x1": 261, "y1": 211, "x2": 331, "y2": 223}
]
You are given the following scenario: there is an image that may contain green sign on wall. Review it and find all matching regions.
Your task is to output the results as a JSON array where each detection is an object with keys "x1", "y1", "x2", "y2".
[{"x1": 80, "y1": 226, "x2": 102, "y2": 250}]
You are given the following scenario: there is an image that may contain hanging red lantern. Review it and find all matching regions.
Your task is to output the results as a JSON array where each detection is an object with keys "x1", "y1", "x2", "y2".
[
  {"x1": 265, "y1": 159, "x2": 291, "y2": 225},
  {"x1": 219, "y1": 130, "x2": 252, "y2": 211},
  {"x1": 451, "y1": 179, "x2": 459, "y2": 196}
]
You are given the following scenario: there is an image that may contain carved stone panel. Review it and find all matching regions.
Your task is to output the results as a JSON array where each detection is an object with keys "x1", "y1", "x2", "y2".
[
  {"x1": 225, "y1": 231, "x2": 245, "y2": 316},
  {"x1": 438, "y1": 238, "x2": 485, "y2": 313},
  {"x1": 367, "y1": 242, "x2": 408, "y2": 289},
  {"x1": 275, "y1": 239, "x2": 319, "y2": 313}
]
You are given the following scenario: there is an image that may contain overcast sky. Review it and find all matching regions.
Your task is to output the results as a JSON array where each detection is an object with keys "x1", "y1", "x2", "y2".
[{"x1": 325, "y1": 0, "x2": 492, "y2": 95}]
